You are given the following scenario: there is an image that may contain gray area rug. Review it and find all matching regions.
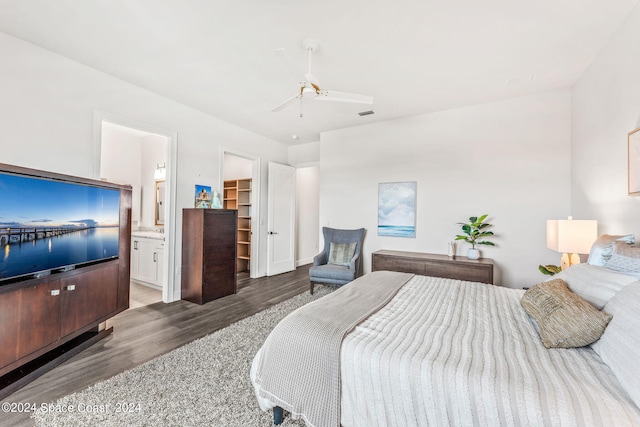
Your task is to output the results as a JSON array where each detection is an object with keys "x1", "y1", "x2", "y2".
[{"x1": 33, "y1": 286, "x2": 333, "y2": 427}]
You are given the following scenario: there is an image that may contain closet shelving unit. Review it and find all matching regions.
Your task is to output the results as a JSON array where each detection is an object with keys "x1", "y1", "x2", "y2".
[{"x1": 223, "y1": 178, "x2": 251, "y2": 272}]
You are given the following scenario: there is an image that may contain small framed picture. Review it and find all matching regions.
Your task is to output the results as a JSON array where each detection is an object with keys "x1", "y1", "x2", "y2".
[
  {"x1": 628, "y1": 128, "x2": 640, "y2": 195},
  {"x1": 195, "y1": 185, "x2": 212, "y2": 208}
]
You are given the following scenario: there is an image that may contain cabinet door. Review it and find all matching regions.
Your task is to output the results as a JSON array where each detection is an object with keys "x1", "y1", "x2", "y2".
[
  {"x1": 60, "y1": 264, "x2": 118, "y2": 337},
  {"x1": 155, "y1": 244, "x2": 165, "y2": 286},
  {"x1": 136, "y1": 239, "x2": 157, "y2": 284},
  {"x1": 0, "y1": 280, "x2": 61, "y2": 372},
  {"x1": 202, "y1": 212, "x2": 237, "y2": 301}
]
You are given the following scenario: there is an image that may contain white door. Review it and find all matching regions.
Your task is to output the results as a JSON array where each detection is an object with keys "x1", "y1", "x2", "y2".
[{"x1": 267, "y1": 162, "x2": 296, "y2": 276}]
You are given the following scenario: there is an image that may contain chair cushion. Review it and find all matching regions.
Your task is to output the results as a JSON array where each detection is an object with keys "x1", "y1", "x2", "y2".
[
  {"x1": 328, "y1": 242, "x2": 357, "y2": 266},
  {"x1": 309, "y1": 264, "x2": 357, "y2": 283}
]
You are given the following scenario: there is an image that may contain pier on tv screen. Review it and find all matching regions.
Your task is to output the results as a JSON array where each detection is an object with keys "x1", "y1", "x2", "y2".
[{"x1": 0, "y1": 172, "x2": 120, "y2": 282}]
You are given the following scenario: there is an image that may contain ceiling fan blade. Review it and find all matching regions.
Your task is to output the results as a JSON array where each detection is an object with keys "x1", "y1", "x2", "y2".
[
  {"x1": 270, "y1": 93, "x2": 300, "y2": 112},
  {"x1": 304, "y1": 71, "x2": 320, "y2": 87},
  {"x1": 315, "y1": 90, "x2": 374, "y2": 105}
]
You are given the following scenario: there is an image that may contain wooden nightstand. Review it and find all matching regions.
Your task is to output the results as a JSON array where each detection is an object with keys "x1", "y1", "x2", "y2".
[{"x1": 372, "y1": 250, "x2": 494, "y2": 285}]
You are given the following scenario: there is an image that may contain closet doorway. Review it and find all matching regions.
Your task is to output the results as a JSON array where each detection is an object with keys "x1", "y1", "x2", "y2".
[{"x1": 221, "y1": 150, "x2": 261, "y2": 278}]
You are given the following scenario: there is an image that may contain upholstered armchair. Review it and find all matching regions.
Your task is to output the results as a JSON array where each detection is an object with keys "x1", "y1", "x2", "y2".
[{"x1": 309, "y1": 227, "x2": 366, "y2": 294}]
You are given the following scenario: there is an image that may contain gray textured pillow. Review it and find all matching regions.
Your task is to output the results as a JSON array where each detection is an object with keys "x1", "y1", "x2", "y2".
[
  {"x1": 328, "y1": 242, "x2": 356, "y2": 266},
  {"x1": 520, "y1": 278, "x2": 612, "y2": 348},
  {"x1": 588, "y1": 234, "x2": 635, "y2": 266},
  {"x1": 603, "y1": 242, "x2": 640, "y2": 278}
]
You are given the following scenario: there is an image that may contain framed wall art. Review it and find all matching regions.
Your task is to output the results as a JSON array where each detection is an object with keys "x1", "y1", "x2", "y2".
[
  {"x1": 378, "y1": 181, "x2": 416, "y2": 238},
  {"x1": 628, "y1": 127, "x2": 640, "y2": 196},
  {"x1": 195, "y1": 184, "x2": 212, "y2": 208}
]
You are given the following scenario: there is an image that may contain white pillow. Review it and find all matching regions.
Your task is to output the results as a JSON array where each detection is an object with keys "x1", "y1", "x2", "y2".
[
  {"x1": 591, "y1": 281, "x2": 640, "y2": 410},
  {"x1": 549, "y1": 263, "x2": 637, "y2": 309},
  {"x1": 588, "y1": 234, "x2": 635, "y2": 266}
]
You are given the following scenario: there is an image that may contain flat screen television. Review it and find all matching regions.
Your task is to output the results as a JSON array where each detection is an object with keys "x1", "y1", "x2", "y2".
[{"x1": 0, "y1": 170, "x2": 120, "y2": 283}]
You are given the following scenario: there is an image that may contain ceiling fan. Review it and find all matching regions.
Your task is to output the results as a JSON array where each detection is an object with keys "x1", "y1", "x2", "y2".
[{"x1": 271, "y1": 39, "x2": 374, "y2": 114}]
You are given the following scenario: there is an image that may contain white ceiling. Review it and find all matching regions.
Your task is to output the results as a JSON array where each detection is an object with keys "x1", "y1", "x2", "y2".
[{"x1": 0, "y1": 0, "x2": 637, "y2": 145}]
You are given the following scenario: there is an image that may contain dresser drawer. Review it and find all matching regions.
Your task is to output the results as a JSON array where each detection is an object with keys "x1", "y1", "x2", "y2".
[{"x1": 372, "y1": 250, "x2": 494, "y2": 285}]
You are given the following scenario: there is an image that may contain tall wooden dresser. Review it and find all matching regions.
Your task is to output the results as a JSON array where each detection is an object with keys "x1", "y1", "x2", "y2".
[{"x1": 181, "y1": 209, "x2": 238, "y2": 304}]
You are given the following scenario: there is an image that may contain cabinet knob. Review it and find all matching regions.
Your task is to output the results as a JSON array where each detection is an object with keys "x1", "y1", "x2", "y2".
[
  {"x1": 66, "y1": 284, "x2": 76, "y2": 291},
  {"x1": 50, "y1": 289, "x2": 60, "y2": 296}
]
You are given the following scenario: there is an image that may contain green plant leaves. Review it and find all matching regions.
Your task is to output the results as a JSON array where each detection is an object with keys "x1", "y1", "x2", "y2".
[{"x1": 456, "y1": 214, "x2": 495, "y2": 248}]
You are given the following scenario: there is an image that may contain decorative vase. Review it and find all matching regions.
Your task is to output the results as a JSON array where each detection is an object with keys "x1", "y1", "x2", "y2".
[{"x1": 467, "y1": 248, "x2": 480, "y2": 260}]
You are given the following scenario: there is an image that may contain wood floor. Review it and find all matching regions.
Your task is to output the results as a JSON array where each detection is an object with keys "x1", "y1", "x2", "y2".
[{"x1": 1, "y1": 265, "x2": 311, "y2": 427}]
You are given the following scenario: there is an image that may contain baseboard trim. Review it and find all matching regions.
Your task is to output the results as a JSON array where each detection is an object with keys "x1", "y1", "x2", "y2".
[{"x1": 296, "y1": 258, "x2": 313, "y2": 267}]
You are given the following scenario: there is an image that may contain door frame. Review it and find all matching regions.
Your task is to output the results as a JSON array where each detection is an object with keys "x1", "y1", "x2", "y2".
[
  {"x1": 219, "y1": 147, "x2": 262, "y2": 278},
  {"x1": 92, "y1": 110, "x2": 179, "y2": 303}
]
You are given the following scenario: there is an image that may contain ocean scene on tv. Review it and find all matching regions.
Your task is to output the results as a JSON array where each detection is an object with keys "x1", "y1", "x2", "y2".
[{"x1": 0, "y1": 172, "x2": 120, "y2": 281}]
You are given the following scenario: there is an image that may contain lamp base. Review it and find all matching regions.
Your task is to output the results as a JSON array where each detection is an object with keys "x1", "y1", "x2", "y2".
[{"x1": 561, "y1": 253, "x2": 581, "y2": 270}]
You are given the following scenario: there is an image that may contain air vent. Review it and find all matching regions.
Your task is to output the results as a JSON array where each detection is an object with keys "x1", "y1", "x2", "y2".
[{"x1": 358, "y1": 110, "x2": 375, "y2": 116}]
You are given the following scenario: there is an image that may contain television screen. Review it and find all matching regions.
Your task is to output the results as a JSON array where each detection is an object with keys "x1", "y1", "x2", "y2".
[{"x1": 0, "y1": 172, "x2": 120, "y2": 282}]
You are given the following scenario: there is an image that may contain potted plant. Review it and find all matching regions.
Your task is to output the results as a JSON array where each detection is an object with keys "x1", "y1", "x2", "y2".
[{"x1": 455, "y1": 214, "x2": 495, "y2": 259}]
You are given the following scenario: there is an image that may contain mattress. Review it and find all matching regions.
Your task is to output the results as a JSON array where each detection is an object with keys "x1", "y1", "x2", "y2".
[{"x1": 253, "y1": 274, "x2": 640, "y2": 426}]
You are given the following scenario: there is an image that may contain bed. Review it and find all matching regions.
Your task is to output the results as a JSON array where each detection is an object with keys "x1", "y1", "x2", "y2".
[{"x1": 251, "y1": 245, "x2": 640, "y2": 427}]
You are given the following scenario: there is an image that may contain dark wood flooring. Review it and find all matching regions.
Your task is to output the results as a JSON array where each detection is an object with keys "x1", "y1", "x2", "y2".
[{"x1": 1, "y1": 265, "x2": 311, "y2": 427}]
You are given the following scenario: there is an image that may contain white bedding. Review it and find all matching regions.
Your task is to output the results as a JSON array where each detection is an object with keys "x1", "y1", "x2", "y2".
[{"x1": 253, "y1": 274, "x2": 640, "y2": 426}]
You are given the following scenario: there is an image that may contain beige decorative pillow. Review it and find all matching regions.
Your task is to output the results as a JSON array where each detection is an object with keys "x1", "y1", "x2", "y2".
[{"x1": 520, "y1": 278, "x2": 613, "y2": 348}]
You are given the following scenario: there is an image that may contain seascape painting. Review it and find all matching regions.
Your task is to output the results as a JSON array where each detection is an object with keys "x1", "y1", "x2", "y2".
[{"x1": 378, "y1": 182, "x2": 416, "y2": 238}]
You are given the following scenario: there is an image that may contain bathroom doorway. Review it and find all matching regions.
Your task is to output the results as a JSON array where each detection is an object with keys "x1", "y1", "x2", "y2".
[{"x1": 93, "y1": 111, "x2": 179, "y2": 304}]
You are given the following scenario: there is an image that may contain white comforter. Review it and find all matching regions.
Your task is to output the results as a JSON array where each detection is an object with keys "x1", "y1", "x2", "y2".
[{"x1": 254, "y1": 274, "x2": 640, "y2": 426}]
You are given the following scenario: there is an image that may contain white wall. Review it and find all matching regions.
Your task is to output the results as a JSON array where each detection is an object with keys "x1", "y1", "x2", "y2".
[
  {"x1": 223, "y1": 153, "x2": 253, "y2": 181},
  {"x1": 100, "y1": 124, "x2": 142, "y2": 186},
  {"x1": 571, "y1": 2, "x2": 640, "y2": 236},
  {"x1": 289, "y1": 141, "x2": 320, "y2": 166},
  {"x1": 320, "y1": 90, "x2": 572, "y2": 288},
  {"x1": 0, "y1": 32, "x2": 288, "y2": 289},
  {"x1": 296, "y1": 166, "x2": 320, "y2": 266},
  {"x1": 140, "y1": 134, "x2": 167, "y2": 228}
]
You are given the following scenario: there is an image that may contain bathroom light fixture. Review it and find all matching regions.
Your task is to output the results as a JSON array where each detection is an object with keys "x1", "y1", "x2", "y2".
[{"x1": 154, "y1": 163, "x2": 166, "y2": 180}]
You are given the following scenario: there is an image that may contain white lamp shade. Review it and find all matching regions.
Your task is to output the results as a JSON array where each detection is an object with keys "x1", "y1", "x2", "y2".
[{"x1": 547, "y1": 219, "x2": 598, "y2": 254}]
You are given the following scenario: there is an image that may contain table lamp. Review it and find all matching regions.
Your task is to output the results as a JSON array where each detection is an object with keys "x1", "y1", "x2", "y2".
[{"x1": 547, "y1": 217, "x2": 597, "y2": 270}]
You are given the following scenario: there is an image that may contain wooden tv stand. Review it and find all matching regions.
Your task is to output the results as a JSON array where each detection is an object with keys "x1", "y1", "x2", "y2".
[{"x1": 0, "y1": 164, "x2": 132, "y2": 398}]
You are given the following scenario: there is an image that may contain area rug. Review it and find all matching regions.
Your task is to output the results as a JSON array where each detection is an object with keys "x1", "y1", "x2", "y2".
[{"x1": 33, "y1": 286, "x2": 333, "y2": 427}]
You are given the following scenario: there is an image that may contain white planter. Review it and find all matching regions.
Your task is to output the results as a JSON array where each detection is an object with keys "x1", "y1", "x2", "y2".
[{"x1": 467, "y1": 248, "x2": 480, "y2": 260}]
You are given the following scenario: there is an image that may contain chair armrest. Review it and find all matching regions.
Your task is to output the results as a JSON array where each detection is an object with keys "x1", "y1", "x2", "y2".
[
  {"x1": 314, "y1": 251, "x2": 328, "y2": 266},
  {"x1": 348, "y1": 252, "x2": 360, "y2": 271}
]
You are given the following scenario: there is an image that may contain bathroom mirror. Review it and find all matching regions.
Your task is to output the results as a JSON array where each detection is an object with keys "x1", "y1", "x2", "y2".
[{"x1": 155, "y1": 180, "x2": 166, "y2": 225}]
